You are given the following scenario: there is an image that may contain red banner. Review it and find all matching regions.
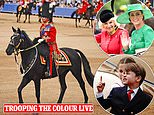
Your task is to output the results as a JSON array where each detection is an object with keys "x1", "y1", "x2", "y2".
[{"x1": 3, "y1": 104, "x2": 93, "y2": 113}]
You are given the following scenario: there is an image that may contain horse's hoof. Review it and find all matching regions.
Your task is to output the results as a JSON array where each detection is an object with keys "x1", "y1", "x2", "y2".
[
  {"x1": 19, "y1": 101, "x2": 24, "y2": 103},
  {"x1": 23, "y1": 21, "x2": 25, "y2": 23},
  {"x1": 57, "y1": 100, "x2": 62, "y2": 103},
  {"x1": 32, "y1": 112, "x2": 39, "y2": 115}
]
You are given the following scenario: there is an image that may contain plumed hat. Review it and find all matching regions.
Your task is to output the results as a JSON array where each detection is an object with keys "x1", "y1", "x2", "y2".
[{"x1": 99, "y1": 9, "x2": 114, "y2": 23}]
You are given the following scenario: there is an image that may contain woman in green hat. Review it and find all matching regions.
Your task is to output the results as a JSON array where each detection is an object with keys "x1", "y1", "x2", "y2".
[{"x1": 117, "y1": 3, "x2": 154, "y2": 55}]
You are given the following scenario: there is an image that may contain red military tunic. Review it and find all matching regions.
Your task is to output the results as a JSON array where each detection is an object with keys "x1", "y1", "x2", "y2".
[
  {"x1": 40, "y1": 23, "x2": 60, "y2": 75},
  {"x1": 94, "y1": 1, "x2": 104, "y2": 13},
  {"x1": 42, "y1": 0, "x2": 46, "y2": 4},
  {"x1": 19, "y1": 0, "x2": 25, "y2": 5},
  {"x1": 78, "y1": 0, "x2": 90, "y2": 14},
  {"x1": 95, "y1": 28, "x2": 129, "y2": 54}
]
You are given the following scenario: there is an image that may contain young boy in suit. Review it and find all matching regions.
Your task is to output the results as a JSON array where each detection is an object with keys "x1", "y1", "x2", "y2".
[{"x1": 96, "y1": 62, "x2": 152, "y2": 115}]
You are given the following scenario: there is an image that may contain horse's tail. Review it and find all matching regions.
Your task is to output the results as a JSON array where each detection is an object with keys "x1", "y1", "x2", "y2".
[
  {"x1": 75, "y1": 49, "x2": 94, "y2": 87},
  {"x1": 71, "y1": 10, "x2": 76, "y2": 18}
]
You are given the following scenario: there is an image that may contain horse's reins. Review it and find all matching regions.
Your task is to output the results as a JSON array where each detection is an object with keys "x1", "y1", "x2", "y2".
[
  {"x1": 15, "y1": 45, "x2": 39, "y2": 77},
  {"x1": 20, "y1": 47, "x2": 38, "y2": 77},
  {"x1": 10, "y1": 33, "x2": 41, "y2": 77},
  {"x1": 13, "y1": 41, "x2": 40, "y2": 65},
  {"x1": 18, "y1": 42, "x2": 40, "y2": 53}
]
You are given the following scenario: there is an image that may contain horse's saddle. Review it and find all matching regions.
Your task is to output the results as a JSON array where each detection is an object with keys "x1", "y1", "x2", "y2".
[{"x1": 40, "y1": 50, "x2": 72, "y2": 66}]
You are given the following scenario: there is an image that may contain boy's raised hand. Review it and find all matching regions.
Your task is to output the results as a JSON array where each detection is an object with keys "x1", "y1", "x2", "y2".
[{"x1": 97, "y1": 76, "x2": 105, "y2": 93}]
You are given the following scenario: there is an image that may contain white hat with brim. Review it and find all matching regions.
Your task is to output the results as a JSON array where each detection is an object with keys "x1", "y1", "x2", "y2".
[{"x1": 117, "y1": 4, "x2": 153, "y2": 24}]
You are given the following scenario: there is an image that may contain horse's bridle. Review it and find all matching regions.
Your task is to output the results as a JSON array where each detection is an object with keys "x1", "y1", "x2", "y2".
[
  {"x1": 9, "y1": 33, "x2": 25, "y2": 56},
  {"x1": 9, "y1": 33, "x2": 40, "y2": 55},
  {"x1": 9, "y1": 32, "x2": 39, "y2": 77}
]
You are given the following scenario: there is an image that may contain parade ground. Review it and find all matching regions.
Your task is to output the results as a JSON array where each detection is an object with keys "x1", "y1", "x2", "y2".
[{"x1": 0, "y1": 13, "x2": 154, "y2": 115}]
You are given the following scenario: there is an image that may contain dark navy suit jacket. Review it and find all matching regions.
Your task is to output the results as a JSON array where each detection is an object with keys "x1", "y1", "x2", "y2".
[{"x1": 97, "y1": 86, "x2": 152, "y2": 115}]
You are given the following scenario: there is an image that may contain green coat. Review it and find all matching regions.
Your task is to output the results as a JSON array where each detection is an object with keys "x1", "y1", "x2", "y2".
[{"x1": 123, "y1": 24, "x2": 154, "y2": 54}]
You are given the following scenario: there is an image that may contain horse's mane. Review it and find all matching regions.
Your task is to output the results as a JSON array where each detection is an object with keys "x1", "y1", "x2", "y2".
[{"x1": 21, "y1": 30, "x2": 32, "y2": 42}]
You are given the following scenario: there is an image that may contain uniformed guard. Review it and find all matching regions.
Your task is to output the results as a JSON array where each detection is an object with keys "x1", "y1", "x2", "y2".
[
  {"x1": 77, "y1": 0, "x2": 91, "y2": 15},
  {"x1": 94, "y1": 0, "x2": 104, "y2": 13},
  {"x1": 38, "y1": 2, "x2": 60, "y2": 77}
]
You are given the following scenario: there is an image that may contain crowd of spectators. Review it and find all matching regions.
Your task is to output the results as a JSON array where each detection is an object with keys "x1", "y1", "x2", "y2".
[
  {"x1": 3, "y1": 0, "x2": 154, "y2": 9},
  {"x1": 4, "y1": 0, "x2": 103, "y2": 8}
]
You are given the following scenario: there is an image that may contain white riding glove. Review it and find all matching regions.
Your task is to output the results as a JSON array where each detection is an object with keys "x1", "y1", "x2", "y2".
[{"x1": 38, "y1": 39, "x2": 44, "y2": 43}]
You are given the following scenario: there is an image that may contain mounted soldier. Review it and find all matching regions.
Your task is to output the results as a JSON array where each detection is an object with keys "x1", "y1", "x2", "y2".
[
  {"x1": 94, "y1": 0, "x2": 104, "y2": 13},
  {"x1": 77, "y1": 0, "x2": 91, "y2": 15},
  {"x1": 19, "y1": 0, "x2": 30, "y2": 8},
  {"x1": 38, "y1": 2, "x2": 60, "y2": 78},
  {"x1": 16, "y1": 0, "x2": 36, "y2": 23}
]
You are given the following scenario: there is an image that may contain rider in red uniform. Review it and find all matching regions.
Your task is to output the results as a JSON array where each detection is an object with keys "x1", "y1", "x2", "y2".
[
  {"x1": 94, "y1": 0, "x2": 104, "y2": 13},
  {"x1": 19, "y1": 0, "x2": 30, "y2": 7},
  {"x1": 78, "y1": 0, "x2": 91, "y2": 14},
  {"x1": 39, "y1": 2, "x2": 60, "y2": 77},
  {"x1": 19, "y1": 0, "x2": 25, "y2": 5}
]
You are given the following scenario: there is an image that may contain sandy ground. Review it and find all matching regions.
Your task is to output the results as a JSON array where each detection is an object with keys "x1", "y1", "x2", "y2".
[{"x1": 0, "y1": 13, "x2": 154, "y2": 115}]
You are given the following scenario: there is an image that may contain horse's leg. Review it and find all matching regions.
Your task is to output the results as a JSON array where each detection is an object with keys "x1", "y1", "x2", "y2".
[
  {"x1": 16, "y1": 12, "x2": 19, "y2": 22},
  {"x1": 85, "y1": 19, "x2": 89, "y2": 27},
  {"x1": 38, "y1": 16, "x2": 41, "y2": 23},
  {"x1": 34, "y1": 79, "x2": 41, "y2": 103},
  {"x1": 79, "y1": 14, "x2": 84, "y2": 27},
  {"x1": 17, "y1": 12, "x2": 21, "y2": 22},
  {"x1": 75, "y1": 15, "x2": 78, "y2": 28},
  {"x1": 86, "y1": 19, "x2": 91, "y2": 28},
  {"x1": 38, "y1": 7, "x2": 42, "y2": 23},
  {"x1": 90, "y1": 19, "x2": 93, "y2": 28},
  {"x1": 88, "y1": 19, "x2": 91, "y2": 28},
  {"x1": 24, "y1": 14, "x2": 27, "y2": 23},
  {"x1": 19, "y1": 13, "x2": 22, "y2": 22},
  {"x1": 78, "y1": 18, "x2": 81, "y2": 27},
  {"x1": 18, "y1": 77, "x2": 31, "y2": 103},
  {"x1": 71, "y1": 70, "x2": 88, "y2": 103},
  {"x1": 28, "y1": 14, "x2": 30, "y2": 23},
  {"x1": 57, "y1": 71, "x2": 68, "y2": 103}
]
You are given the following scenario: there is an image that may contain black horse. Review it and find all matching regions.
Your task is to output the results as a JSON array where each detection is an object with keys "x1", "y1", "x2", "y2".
[
  {"x1": 71, "y1": 5, "x2": 95, "y2": 28},
  {"x1": 16, "y1": 1, "x2": 36, "y2": 23},
  {"x1": 5, "y1": 27, "x2": 94, "y2": 103}
]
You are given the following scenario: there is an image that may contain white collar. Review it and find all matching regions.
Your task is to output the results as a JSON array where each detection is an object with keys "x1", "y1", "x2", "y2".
[{"x1": 127, "y1": 87, "x2": 139, "y2": 95}]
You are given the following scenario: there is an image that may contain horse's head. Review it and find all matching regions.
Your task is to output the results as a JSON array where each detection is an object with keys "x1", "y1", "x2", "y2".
[{"x1": 6, "y1": 27, "x2": 25, "y2": 55}]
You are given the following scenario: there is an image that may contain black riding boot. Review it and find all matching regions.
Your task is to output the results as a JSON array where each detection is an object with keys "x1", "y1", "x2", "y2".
[{"x1": 45, "y1": 56, "x2": 51, "y2": 78}]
